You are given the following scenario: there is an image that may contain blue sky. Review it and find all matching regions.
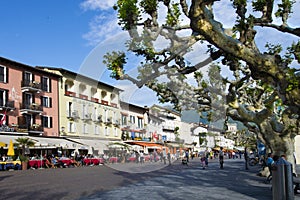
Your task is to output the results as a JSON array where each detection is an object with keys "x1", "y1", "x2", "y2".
[
  {"x1": 0, "y1": 0, "x2": 162, "y2": 107},
  {"x1": 1, "y1": 0, "x2": 299, "y2": 108},
  {"x1": 0, "y1": 0, "x2": 95, "y2": 71}
]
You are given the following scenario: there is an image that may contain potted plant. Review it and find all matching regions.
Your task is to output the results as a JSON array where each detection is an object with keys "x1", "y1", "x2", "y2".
[{"x1": 15, "y1": 137, "x2": 35, "y2": 170}]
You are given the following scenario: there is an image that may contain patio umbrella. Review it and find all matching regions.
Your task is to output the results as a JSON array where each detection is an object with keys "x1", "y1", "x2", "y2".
[
  {"x1": 0, "y1": 141, "x2": 6, "y2": 147},
  {"x1": 7, "y1": 140, "x2": 15, "y2": 156}
]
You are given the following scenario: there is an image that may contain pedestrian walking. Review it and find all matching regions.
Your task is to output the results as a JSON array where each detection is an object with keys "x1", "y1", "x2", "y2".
[
  {"x1": 167, "y1": 152, "x2": 171, "y2": 165},
  {"x1": 244, "y1": 147, "x2": 249, "y2": 170},
  {"x1": 185, "y1": 150, "x2": 189, "y2": 163},
  {"x1": 219, "y1": 147, "x2": 224, "y2": 169},
  {"x1": 200, "y1": 154, "x2": 206, "y2": 169}
]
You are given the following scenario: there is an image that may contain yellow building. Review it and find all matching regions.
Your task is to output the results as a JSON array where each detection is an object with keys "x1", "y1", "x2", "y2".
[{"x1": 37, "y1": 67, "x2": 123, "y2": 155}]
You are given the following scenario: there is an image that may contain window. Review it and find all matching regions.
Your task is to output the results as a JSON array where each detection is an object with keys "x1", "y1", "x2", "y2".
[
  {"x1": 41, "y1": 76, "x2": 51, "y2": 92},
  {"x1": 23, "y1": 93, "x2": 33, "y2": 106},
  {"x1": 114, "y1": 128, "x2": 118, "y2": 137},
  {"x1": 138, "y1": 118, "x2": 143, "y2": 128},
  {"x1": 130, "y1": 115, "x2": 135, "y2": 124},
  {"x1": 0, "y1": 65, "x2": 7, "y2": 83},
  {"x1": 41, "y1": 116, "x2": 52, "y2": 128},
  {"x1": 0, "y1": 89, "x2": 8, "y2": 107},
  {"x1": 121, "y1": 115, "x2": 127, "y2": 125},
  {"x1": 104, "y1": 127, "x2": 108, "y2": 136},
  {"x1": 94, "y1": 125, "x2": 99, "y2": 135},
  {"x1": 68, "y1": 122, "x2": 76, "y2": 133},
  {"x1": 41, "y1": 96, "x2": 52, "y2": 108},
  {"x1": 23, "y1": 71, "x2": 32, "y2": 85},
  {"x1": 83, "y1": 124, "x2": 88, "y2": 134}
]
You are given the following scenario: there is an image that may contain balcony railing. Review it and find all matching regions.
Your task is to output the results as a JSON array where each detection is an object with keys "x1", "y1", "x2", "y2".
[
  {"x1": 28, "y1": 124, "x2": 44, "y2": 135},
  {"x1": 21, "y1": 80, "x2": 42, "y2": 93},
  {"x1": 91, "y1": 97, "x2": 99, "y2": 103},
  {"x1": 79, "y1": 94, "x2": 88, "y2": 100},
  {"x1": 67, "y1": 110, "x2": 79, "y2": 120},
  {"x1": 0, "y1": 100, "x2": 15, "y2": 111},
  {"x1": 65, "y1": 91, "x2": 76, "y2": 97},
  {"x1": 101, "y1": 100, "x2": 109, "y2": 105},
  {"x1": 19, "y1": 103, "x2": 43, "y2": 114},
  {"x1": 110, "y1": 103, "x2": 117, "y2": 108},
  {"x1": 82, "y1": 113, "x2": 92, "y2": 121},
  {"x1": 93, "y1": 115, "x2": 103, "y2": 123}
]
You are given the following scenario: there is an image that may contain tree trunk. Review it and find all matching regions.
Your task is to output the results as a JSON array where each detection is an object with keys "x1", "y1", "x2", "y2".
[
  {"x1": 22, "y1": 161, "x2": 28, "y2": 170},
  {"x1": 268, "y1": 135, "x2": 295, "y2": 173}
]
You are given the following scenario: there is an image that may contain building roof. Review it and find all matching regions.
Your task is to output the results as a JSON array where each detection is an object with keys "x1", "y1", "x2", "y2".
[
  {"x1": 0, "y1": 57, "x2": 61, "y2": 78},
  {"x1": 36, "y1": 66, "x2": 123, "y2": 92},
  {"x1": 150, "y1": 104, "x2": 181, "y2": 117}
]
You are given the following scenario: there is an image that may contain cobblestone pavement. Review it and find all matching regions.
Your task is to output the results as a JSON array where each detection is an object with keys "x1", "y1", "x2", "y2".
[{"x1": 0, "y1": 158, "x2": 299, "y2": 200}]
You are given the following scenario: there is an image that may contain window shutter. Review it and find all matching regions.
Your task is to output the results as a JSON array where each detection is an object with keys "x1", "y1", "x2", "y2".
[
  {"x1": 6, "y1": 66, "x2": 8, "y2": 83},
  {"x1": 49, "y1": 97, "x2": 52, "y2": 108},
  {"x1": 41, "y1": 116, "x2": 44, "y2": 127},
  {"x1": 49, "y1": 78, "x2": 52, "y2": 92},
  {"x1": 50, "y1": 117, "x2": 53, "y2": 128}
]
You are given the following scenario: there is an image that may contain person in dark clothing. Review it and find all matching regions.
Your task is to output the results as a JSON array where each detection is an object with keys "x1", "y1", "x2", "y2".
[
  {"x1": 244, "y1": 147, "x2": 249, "y2": 170},
  {"x1": 219, "y1": 147, "x2": 224, "y2": 169}
]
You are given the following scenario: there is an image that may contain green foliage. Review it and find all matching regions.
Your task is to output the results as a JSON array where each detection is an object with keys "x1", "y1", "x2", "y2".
[
  {"x1": 103, "y1": 51, "x2": 126, "y2": 80},
  {"x1": 19, "y1": 154, "x2": 29, "y2": 162},
  {"x1": 252, "y1": 0, "x2": 267, "y2": 12},
  {"x1": 15, "y1": 137, "x2": 35, "y2": 158},
  {"x1": 288, "y1": 40, "x2": 300, "y2": 62},
  {"x1": 115, "y1": 0, "x2": 140, "y2": 30},
  {"x1": 275, "y1": 0, "x2": 295, "y2": 19},
  {"x1": 286, "y1": 68, "x2": 299, "y2": 92},
  {"x1": 265, "y1": 43, "x2": 282, "y2": 55},
  {"x1": 166, "y1": 3, "x2": 180, "y2": 27},
  {"x1": 140, "y1": 0, "x2": 158, "y2": 15}
]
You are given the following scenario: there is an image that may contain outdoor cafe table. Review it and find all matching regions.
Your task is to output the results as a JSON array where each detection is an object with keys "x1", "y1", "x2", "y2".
[
  {"x1": 128, "y1": 157, "x2": 136, "y2": 162},
  {"x1": 59, "y1": 158, "x2": 73, "y2": 167},
  {"x1": 83, "y1": 158, "x2": 104, "y2": 165},
  {"x1": 0, "y1": 161, "x2": 21, "y2": 170},
  {"x1": 28, "y1": 159, "x2": 45, "y2": 168},
  {"x1": 109, "y1": 157, "x2": 118, "y2": 163}
]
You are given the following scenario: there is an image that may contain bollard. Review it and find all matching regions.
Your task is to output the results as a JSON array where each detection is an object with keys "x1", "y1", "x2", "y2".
[{"x1": 272, "y1": 158, "x2": 294, "y2": 200}]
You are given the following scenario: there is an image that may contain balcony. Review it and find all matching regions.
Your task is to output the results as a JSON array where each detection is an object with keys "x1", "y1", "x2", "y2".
[
  {"x1": 0, "y1": 100, "x2": 15, "y2": 111},
  {"x1": 104, "y1": 117, "x2": 112, "y2": 125},
  {"x1": 93, "y1": 115, "x2": 103, "y2": 123},
  {"x1": 21, "y1": 80, "x2": 42, "y2": 93},
  {"x1": 65, "y1": 91, "x2": 76, "y2": 97},
  {"x1": 110, "y1": 103, "x2": 117, "y2": 108},
  {"x1": 162, "y1": 125, "x2": 175, "y2": 132},
  {"x1": 91, "y1": 97, "x2": 99, "y2": 103},
  {"x1": 28, "y1": 124, "x2": 44, "y2": 135},
  {"x1": 101, "y1": 100, "x2": 109, "y2": 105},
  {"x1": 79, "y1": 94, "x2": 88, "y2": 100},
  {"x1": 67, "y1": 111, "x2": 79, "y2": 120},
  {"x1": 113, "y1": 119, "x2": 120, "y2": 127},
  {"x1": 82, "y1": 113, "x2": 92, "y2": 121},
  {"x1": 20, "y1": 103, "x2": 43, "y2": 115}
]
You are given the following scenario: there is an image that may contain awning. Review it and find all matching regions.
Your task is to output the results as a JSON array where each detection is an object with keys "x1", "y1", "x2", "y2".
[
  {"x1": 29, "y1": 136, "x2": 81, "y2": 149},
  {"x1": 0, "y1": 135, "x2": 81, "y2": 149},
  {"x1": 124, "y1": 141, "x2": 164, "y2": 149},
  {"x1": 68, "y1": 138, "x2": 110, "y2": 154}
]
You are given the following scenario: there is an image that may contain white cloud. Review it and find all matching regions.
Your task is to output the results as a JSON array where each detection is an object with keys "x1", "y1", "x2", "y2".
[
  {"x1": 83, "y1": 13, "x2": 122, "y2": 46},
  {"x1": 80, "y1": 0, "x2": 116, "y2": 11}
]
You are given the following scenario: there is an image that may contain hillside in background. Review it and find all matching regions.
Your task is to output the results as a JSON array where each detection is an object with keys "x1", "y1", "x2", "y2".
[{"x1": 181, "y1": 110, "x2": 246, "y2": 131}]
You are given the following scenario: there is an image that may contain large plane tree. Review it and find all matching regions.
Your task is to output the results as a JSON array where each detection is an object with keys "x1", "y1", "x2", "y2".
[{"x1": 103, "y1": 0, "x2": 300, "y2": 164}]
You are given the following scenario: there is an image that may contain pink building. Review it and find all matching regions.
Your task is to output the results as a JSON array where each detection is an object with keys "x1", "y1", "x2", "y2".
[{"x1": 0, "y1": 57, "x2": 60, "y2": 136}]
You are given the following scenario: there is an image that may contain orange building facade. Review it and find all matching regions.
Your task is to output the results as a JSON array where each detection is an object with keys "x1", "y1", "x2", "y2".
[{"x1": 0, "y1": 57, "x2": 60, "y2": 136}]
